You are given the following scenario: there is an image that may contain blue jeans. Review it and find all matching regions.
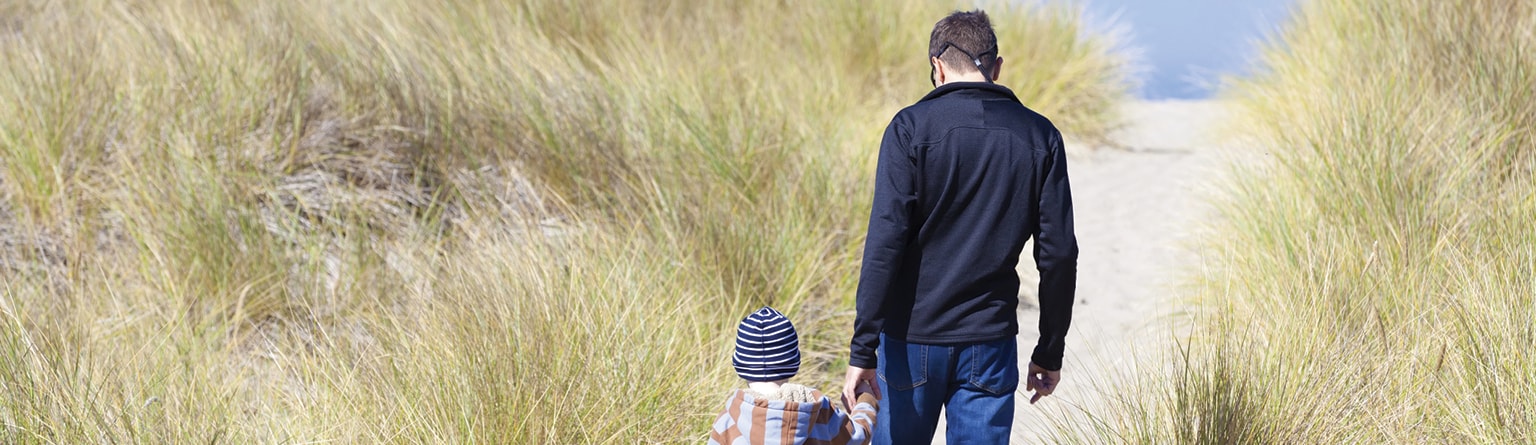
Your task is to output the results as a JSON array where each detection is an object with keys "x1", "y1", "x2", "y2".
[{"x1": 873, "y1": 334, "x2": 1017, "y2": 445}]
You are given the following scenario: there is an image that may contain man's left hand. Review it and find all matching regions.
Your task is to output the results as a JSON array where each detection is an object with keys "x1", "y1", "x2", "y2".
[{"x1": 1025, "y1": 361, "x2": 1061, "y2": 404}]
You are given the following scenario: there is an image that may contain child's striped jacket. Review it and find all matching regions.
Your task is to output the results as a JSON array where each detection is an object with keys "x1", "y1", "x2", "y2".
[{"x1": 709, "y1": 383, "x2": 879, "y2": 445}]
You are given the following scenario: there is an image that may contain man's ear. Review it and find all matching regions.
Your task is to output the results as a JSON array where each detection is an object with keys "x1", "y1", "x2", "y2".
[
  {"x1": 931, "y1": 56, "x2": 946, "y2": 85},
  {"x1": 991, "y1": 56, "x2": 1003, "y2": 81}
]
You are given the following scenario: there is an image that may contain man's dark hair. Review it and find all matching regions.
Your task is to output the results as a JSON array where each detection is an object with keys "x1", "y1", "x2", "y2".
[{"x1": 929, "y1": 10, "x2": 998, "y2": 78}]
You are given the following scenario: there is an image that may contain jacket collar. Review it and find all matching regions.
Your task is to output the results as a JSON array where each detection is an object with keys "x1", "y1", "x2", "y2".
[
  {"x1": 731, "y1": 387, "x2": 828, "y2": 414},
  {"x1": 919, "y1": 81, "x2": 1021, "y2": 103}
]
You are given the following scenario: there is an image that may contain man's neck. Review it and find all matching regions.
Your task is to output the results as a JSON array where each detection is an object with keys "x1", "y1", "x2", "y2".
[{"x1": 941, "y1": 72, "x2": 990, "y2": 85}]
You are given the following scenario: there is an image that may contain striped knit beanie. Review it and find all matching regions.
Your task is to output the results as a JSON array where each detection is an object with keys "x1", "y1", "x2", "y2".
[{"x1": 732, "y1": 306, "x2": 801, "y2": 382}]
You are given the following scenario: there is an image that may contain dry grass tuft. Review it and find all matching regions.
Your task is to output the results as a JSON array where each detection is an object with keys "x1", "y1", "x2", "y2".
[{"x1": 1045, "y1": 1, "x2": 1536, "y2": 443}]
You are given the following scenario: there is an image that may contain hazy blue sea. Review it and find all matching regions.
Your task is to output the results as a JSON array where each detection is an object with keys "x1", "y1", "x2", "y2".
[{"x1": 1084, "y1": 0, "x2": 1295, "y2": 99}]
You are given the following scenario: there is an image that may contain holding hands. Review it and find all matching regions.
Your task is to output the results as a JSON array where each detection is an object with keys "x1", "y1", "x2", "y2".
[{"x1": 841, "y1": 366, "x2": 881, "y2": 411}]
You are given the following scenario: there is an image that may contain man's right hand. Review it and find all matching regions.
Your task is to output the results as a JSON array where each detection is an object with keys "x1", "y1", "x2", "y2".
[
  {"x1": 841, "y1": 366, "x2": 880, "y2": 410},
  {"x1": 1025, "y1": 361, "x2": 1061, "y2": 404}
]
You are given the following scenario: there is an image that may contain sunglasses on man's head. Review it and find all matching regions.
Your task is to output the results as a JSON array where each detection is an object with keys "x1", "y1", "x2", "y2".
[{"x1": 930, "y1": 41, "x2": 998, "y2": 86}]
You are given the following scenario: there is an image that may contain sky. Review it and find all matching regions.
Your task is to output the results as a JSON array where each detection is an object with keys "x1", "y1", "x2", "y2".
[{"x1": 1083, "y1": 0, "x2": 1296, "y2": 99}]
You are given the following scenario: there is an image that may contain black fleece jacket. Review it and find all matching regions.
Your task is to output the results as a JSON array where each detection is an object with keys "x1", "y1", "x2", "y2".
[{"x1": 850, "y1": 82, "x2": 1078, "y2": 371}]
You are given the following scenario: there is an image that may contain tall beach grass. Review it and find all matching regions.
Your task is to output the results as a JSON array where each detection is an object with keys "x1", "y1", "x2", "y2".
[
  {"x1": 1047, "y1": 1, "x2": 1535, "y2": 443},
  {"x1": 0, "y1": 1, "x2": 1130, "y2": 441}
]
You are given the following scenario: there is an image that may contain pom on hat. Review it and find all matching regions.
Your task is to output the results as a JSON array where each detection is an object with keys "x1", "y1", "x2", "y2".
[{"x1": 732, "y1": 307, "x2": 800, "y2": 382}]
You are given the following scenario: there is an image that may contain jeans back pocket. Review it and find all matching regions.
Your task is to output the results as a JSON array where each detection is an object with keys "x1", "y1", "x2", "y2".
[
  {"x1": 965, "y1": 338, "x2": 1018, "y2": 396},
  {"x1": 878, "y1": 338, "x2": 928, "y2": 391}
]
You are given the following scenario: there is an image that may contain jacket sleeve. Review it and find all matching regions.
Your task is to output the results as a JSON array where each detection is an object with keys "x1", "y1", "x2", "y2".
[
  {"x1": 709, "y1": 392, "x2": 743, "y2": 444},
  {"x1": 1031, "y1": 129, "x2": 1078, "y2": 372},
  {"x1": 834, "y1": 394, "x2": 881, "y2": 445},
  {"x1": 850, "y1": 116, "x2": 918, "y2": 369}
]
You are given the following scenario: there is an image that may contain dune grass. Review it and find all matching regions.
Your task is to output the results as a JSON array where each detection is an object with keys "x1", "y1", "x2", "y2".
[
  {"x1": 1044, "y1": 1, "x2": 1535, "y2": 443},
  {"x1": 0, "y1": 0, "x2": 1129, "y2": 441}
]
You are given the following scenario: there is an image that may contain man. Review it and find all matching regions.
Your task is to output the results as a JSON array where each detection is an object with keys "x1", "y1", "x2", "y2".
[{"x1": 841, "y1": 10, "x2": 1078, "y2": 444}]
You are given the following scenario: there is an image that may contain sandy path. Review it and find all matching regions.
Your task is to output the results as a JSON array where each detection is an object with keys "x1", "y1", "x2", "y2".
[{"x1": 925, "y1": 99, "x2": 1231, "y2": 443}]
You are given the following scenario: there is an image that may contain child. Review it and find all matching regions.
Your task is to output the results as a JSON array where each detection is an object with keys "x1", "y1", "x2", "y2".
[{"x1": 709, "y1": 307, "x2": 880, "y2": 445}]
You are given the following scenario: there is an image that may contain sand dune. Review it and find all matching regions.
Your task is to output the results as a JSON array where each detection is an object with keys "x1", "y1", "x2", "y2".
[{"x1": 1007, "y1": 99, "x2": 1230, "y2": 442}]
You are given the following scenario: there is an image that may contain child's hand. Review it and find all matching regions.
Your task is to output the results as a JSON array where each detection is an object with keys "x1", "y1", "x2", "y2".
[{"x1": 855, "y1": 378, "x2": 878, "y2": 400}]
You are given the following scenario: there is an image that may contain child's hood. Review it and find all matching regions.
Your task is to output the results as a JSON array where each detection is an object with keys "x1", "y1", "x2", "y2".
[{"x1": 711, "y1": 383, "x2": 873, "y2": 445}]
